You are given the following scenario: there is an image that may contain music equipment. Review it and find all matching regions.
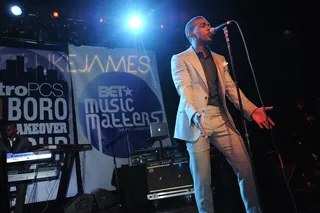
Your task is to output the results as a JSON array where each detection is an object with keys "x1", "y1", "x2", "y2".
[
  {"x1": 28, "y1": 143, "x2": 93, "y2": 202},
  {"x1": 50, "y1": 144, "x2": 92, "y2": 202},
  {"x1": 35, "y1": 143, "x2": 92, "y2": 152},
  {"x1": 8, "y1": 164, "x2": 60, "y2": 183},
  {"x1": 0, "y1": 143, "x2": 93, "y2": 212},
  {"x1": 5, "y1": 143, "x2": 93, "y2": 203},
  {"x1": 147, "y1": 123, "x2": 168, "y2": 141},
  {"x1": 163, "y1": 146, "x2": 189, "y2": 161},
  {"x1": 146, "y1": 159, "x2": 194, "y2": 200},
  {"x1": 63, "y1": 193, "x2": 94, "y2": 213},
  {"x1": 113, "y1": 164, "x2": 150, "y2": 213},
  {"x1": 210, "y1": 21, "x2": 231, "y2": 35},
  {"x1": 131, "y1": 148, "x2": 159, "y2": 165},
  {"x1": 130, "y1": 146, "x2": 189, "y2": 166},
  {"x1": 91, "y1": 188, "x2": 118, "y2": 210},
  {"x1": 6, "y1": 150, "x2": 52, "y2": 163}
]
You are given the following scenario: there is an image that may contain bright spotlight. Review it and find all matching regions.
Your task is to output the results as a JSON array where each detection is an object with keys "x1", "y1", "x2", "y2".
[
  {"x1": 128, "y1": 16, "x2": 142, "y2": 30},
  {"x1": 10, "y1": 5, "x2": 22, "y2": 16}
]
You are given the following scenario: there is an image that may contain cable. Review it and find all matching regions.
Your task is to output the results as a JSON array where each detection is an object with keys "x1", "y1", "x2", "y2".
[
  {"x1": 47, "y1": 179, "x2": 59, "y2": 201},
  {"x1": 42, "y1": 178, "x2": 50, "y2": 213},
  {"x1": 42, "y1": 164, "x2": 60, "y2": 213},
  {"x1": 230, "y1": 20, "x2": 298, "y2": 213},
  {"x1": 42, "y1": 179, "x2": 59, "y2": 213},
  {"x1": 27, "y1": 164, "x2": 42, "y2": 213}
]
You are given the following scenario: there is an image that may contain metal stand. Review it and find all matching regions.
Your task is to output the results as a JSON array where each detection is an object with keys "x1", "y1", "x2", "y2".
[
  {"x1": 147, "y1": 135, "x2": 168, "y2": 160},
  {"x1": 223, "y1": 26, "x2": 263, "y2": 212},
  {"x1": 109, "y1": 143, "x2": 121, "y2": 207}
]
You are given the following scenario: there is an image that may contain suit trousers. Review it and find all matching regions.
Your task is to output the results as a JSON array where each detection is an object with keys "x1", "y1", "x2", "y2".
[{"x1": 186, "y1": 105, "x2": 261, "y2": 213}]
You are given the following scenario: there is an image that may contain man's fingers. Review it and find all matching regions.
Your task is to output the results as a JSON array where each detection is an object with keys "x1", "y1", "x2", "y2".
[
  {"x1": 200, "y1": 128, "x2": 208, "y2": 138},
  {"x1": 264, "y1": 106, "x2": 273, "y2": 111},
  {"x1": 260, "y1": 120, "x2": 274, "y2": 129},
  {"x1": 268, "y1": 118, "x2": 275, "y2": 126},
  {"x1": 263, "y1": 121, "x2": 272, "y2": 129},
  {"x1": 196, "y1": 120, "x2": 208, "y2": 138},
  {"x1": 199, "y1": 122, "x2": 208, "y2": 137},
  {"x1": 194, "y1": 113, "x2": 208, "y2": 137},
  {"x1": 262, "y1": 122, "x2": 270, "y2": 129}
]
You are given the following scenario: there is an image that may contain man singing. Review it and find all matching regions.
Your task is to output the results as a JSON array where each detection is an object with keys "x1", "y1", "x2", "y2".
[{"x1": 171, "y1": 16, "x2": 275, "y2": 213}]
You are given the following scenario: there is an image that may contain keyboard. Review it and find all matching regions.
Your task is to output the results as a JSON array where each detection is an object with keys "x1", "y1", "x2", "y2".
[
  {"x1": 8, "y1": 165, "x2": 60, "y2": 183},
  {"x1": 6, "y1": 150, "x2": 52, "y2": 163},
  {"x1": 35, "y1": 144, "x2": 92, "y2": 153}
]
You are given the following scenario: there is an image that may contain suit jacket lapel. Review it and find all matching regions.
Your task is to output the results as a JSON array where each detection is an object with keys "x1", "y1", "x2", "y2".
[
  {"x1": 185, "y1": 47, "x2": 227, "y2": 106},
  {"x1": 186, "y1": 47, "x2": 208, "y2": 89}
]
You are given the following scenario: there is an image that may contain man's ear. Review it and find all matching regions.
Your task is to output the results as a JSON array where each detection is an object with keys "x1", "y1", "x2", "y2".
[{"x1": 189, "y1": 32, "x2": 196, "y2": 39}]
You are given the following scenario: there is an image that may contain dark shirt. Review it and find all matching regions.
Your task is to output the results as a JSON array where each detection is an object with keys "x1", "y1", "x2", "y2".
[{"x1": 194, "y1": 48, "x2": 220, "y2": 106}]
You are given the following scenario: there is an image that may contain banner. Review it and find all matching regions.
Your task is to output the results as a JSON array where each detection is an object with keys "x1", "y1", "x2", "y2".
[
  {"x1": 0, "y1": 46, "x2": 76, "y2": 202},
  {"x1": 70, "y1": 45, "x2": 170, "y2": 192}
]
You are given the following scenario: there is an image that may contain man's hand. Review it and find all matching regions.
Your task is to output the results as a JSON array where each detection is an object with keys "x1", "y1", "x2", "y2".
[
  {"x1": 192, "y1": 112, "x2": 209, "y2": 138},
  {"x1": 252, "y1": 106, "x2": 275, "y2": 129}
]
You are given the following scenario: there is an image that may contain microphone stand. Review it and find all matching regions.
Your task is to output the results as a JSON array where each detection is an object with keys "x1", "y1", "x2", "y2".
[
  {"x1": 223, "y1": 27, "x2": 263, "y2": 212},
  {"x1": 105, "y1": 126, "x2": 136, "y2": 208}
]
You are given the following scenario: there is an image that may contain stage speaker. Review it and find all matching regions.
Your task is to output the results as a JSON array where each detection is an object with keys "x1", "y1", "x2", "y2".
[
  {"x1": 92, "y1": 188, "x2": 118, "y2": 210},
  {"x1": 146, "y1": 159, "x2": 194, "y2": 200},
  {"x1": 112, "y1": 164, "x2": 150, "y2": 213},
  {"x1": 63, "y1": 193, "x2": 94, "y2": 213}
]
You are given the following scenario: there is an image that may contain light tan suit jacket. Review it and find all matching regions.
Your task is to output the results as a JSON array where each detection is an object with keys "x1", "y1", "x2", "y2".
[{"x1": 171, "y1": 46, "x2": 258, "y2": 141}]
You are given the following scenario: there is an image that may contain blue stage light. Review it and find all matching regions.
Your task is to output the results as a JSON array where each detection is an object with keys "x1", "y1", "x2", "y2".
[
  {"x1": 128, "y1": 16, "x2": 142, "y2": 30},
  {"x1": 10, "y1": 5, "x2": 22, "y2": 16}
]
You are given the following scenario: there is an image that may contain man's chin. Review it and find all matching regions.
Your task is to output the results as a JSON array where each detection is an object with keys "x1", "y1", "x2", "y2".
[
  {"x1": 206, "y1": 39, "x2": 212, "y2": 44},
  {"x1": 199, "y1": 39, "x2": 212, "y2": 45}
]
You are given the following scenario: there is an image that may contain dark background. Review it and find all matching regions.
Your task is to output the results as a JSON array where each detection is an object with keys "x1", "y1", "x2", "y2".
[
  {"x1": 1, "y1": 0, "x2": 320, "y2": 212},
  {"x1": 1, "y1": 0, "x2": 319, "y2": 156},
  {"x1": 1, "y1": 0, "x2": 319, "y2": 150}
]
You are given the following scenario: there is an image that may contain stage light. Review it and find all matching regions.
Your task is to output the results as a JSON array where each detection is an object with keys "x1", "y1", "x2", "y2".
[
  {"x1": 99, "y1": 18, "x2": 104, "y2": 23},
  {"x1": 160, "y1": 24, "x2": 164, "y2": 29},
  {"x1": 52, "y1": 11, "x2": 59, "y2": 18},
  {"x1": 128, "y1": 15, "x2": 142, "y2": 30},
  {"x1": 10, "y1": 5, "x2": 22, "y2": 16}
]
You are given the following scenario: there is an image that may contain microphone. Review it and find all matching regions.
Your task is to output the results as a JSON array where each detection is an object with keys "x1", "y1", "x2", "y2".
[{"x1": 210, "y1": 21, "x2": 231, "y2": 35}]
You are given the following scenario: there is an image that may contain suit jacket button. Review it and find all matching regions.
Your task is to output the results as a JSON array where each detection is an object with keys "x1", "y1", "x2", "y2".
[{"x1": 204, "y1": 96, "x2": 208, "y2": 100}]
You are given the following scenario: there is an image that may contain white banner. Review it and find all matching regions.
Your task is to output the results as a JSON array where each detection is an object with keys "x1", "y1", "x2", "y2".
[{"x1": 69, "y1": 45, "x2": 170, "y2": 192}]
